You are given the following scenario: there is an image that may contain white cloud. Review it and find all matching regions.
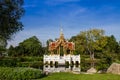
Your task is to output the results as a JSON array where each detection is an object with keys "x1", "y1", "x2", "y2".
[
  {"x1": 51, "y1": 0, "x2": 80, "y2": 2},
  {"x1": 69, "y1": 7, "x2": 87, "y2": 17},
  {"x1": 47, "y1": 0, "x2": 80, "y2": 2},
  {"x1": 45, "y1": 0, "x2": 80, "y2": 5}
]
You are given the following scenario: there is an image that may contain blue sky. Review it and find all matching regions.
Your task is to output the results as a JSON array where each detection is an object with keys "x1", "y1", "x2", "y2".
[{"x1": 8, "y1": 0, "x2": 120, "y2": 47}]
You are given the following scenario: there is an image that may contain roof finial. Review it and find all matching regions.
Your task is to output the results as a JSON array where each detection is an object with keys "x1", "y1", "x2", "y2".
[
  {"x1": 60, "y1": 25, "x2": 64, "y2": 40},
  {"x1": 60, "y1": 28, "x2": 63, "y2": 35},
  {"x1": 60, "y1": 24, "x2": 63, "y2": 35}
]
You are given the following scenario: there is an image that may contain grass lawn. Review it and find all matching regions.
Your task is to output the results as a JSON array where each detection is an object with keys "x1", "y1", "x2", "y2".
[{"x1": 39, "y1": 72, "x2": 120, "y2": 80}]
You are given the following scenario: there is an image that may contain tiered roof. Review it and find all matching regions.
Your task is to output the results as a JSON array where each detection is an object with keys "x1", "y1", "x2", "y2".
[{"x1": 49, "y1": 29, "x2": 75, "y2": 54}]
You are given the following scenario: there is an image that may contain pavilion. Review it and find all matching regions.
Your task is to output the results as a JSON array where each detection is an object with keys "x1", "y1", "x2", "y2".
[{"x1": 43, "y1": 29, "x2": 80, "y2": 72}]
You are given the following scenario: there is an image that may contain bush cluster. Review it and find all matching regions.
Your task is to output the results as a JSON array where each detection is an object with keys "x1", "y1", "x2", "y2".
[
  {"x1": 0, "y1": 57, "x2": 43, "y2": 69},
  {"x1": 0, "y1": 67, "x2": 44, "y2": 80}
]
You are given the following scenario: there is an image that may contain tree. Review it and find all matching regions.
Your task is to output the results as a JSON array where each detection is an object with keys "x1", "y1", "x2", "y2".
[
  {"x1": 105, "y1": 35, "x2": 119, "y2": 53},
  {"x1": 70, "y1": 35, "x2": 86, "y2": 55},
  {"x1": 19, "y1": 36, "x2": 43, "y2": 56},
  {"x1": 8, "y1": 45, "x2": 15, "y2": 56},
  {"x1": 81, "y1": 29, "x2": 108, "y2": 67},
  {"x1": 70, "y1": 29, "x2": 108, "y2": 68},
  {"x1": 0, "y1": 0, "x2": 24, "y2": 40},
  {"x1": 8, "y1": 36, "x2": 45, "y2": 57},
  {"x1": 46, "y1": 39, "x2": 53, "y2": 54},
  {"x1": 0, "y1": 35, "x2": 7, "y2": 56}
]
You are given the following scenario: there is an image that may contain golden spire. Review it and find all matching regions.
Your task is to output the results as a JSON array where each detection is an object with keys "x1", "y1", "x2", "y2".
[
  {"x1": 60, "y1": 28, "x2": 63, "y2": 36},
  {"x1": 60, "y1": 26, "x2": 64, "y2": 40}
]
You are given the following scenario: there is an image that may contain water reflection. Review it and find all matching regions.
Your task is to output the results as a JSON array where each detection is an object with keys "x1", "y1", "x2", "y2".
[{"x1": 44, "y1": 65, "x2": 80, "y2": 73}]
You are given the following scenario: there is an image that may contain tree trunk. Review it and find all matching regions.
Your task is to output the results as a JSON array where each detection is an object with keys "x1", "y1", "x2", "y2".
[
  {"x1": 91, "y1": 51, "x2": 95, "y2": 68},
  {"x1": 89, "y1": 50, "x2": 95, "y2": 68}
]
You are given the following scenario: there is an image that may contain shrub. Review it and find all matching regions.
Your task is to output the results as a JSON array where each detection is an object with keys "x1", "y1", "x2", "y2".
[
  {"x1": 19, "y1": 56, "x2": 43, "y2": 62},
  {"x1": 30, "y1": 61, "x2": 43, "y2": 69},
  {"x1": 0, "y1": 57, "x2": 43, "y2": 69},
  {"x1": 0, "y1": 67, "x2": 44, "y2": 80},
  {"x1": 0, "y1": 57, "x2": 19, "y2": 67}
]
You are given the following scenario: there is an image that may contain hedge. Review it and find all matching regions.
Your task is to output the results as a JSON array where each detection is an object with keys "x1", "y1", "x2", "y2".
[
  {"x1": 0, "y1": 57, "x2": 43, "y2": 69},
  {"x1": 0, "y1": 67, "x2": 44, "y2": 80}
]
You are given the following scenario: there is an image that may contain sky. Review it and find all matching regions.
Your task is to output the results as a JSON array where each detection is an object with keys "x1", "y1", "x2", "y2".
[{"x1": 8, "y1": 0, "x2": 120, "y2": 47}]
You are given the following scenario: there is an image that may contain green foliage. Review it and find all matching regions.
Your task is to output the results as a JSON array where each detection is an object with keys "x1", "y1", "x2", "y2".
[
  {"x1": 96, "y1": 60, "x2": 109, "y2": 70},
  {"x1": 0, "y1": 36, "x2": 7, "y2": 56},
  {"x1": 7, "y1": 45, "x2": 16, "y2": 56},
  {"x1": 19, "y1": 56, "x2": 43, "y2": 62},
  {"x1": 80, "y1": 56, "x2": 91, "y2": 71},
  {"x1": 104, "y1": 35, "x2": 119, "y2": 53},
  {"x1": 46, "y1": 39, "x2": 53, "y2": 54},
  {"x1": 70, "y1": 35, "x2": 86, "y2": 54},
  {"x1": 70, "y1": 29, "x2": 108, "y2": 55},
  {"x1": 19, "y1": 36, "x2": 43, "y2": 56},
  {"x1": 18, "y1": 61, "x2": 43, "y2": 69},
  {"x1": 0, "y1": 36, "x2": 7, "y2": 47},
  {"x1": 0, "y1": 67, "x2": 44, "y2": 80},
  {"x1": 0, "y1": 57, "x2": 19, "y2": 67},
  {"x1": 8, "y1": 36, "x2": 45, "y2": 57},
  {"x1": 0, "y1": 57, "x2": 43, "y2": 69},
  {"x1": 80, "y1": 29, "x2": 106, "y2": 51},
  {"x1": 40, "y1": 72, "x2": 120, "y2": 80},
  {"x1": 0, "y1": 0, "x2": 24, "y2": 40},
  {"x1": 70, "y1": 29, "x2": 120, "y2": 71}
]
